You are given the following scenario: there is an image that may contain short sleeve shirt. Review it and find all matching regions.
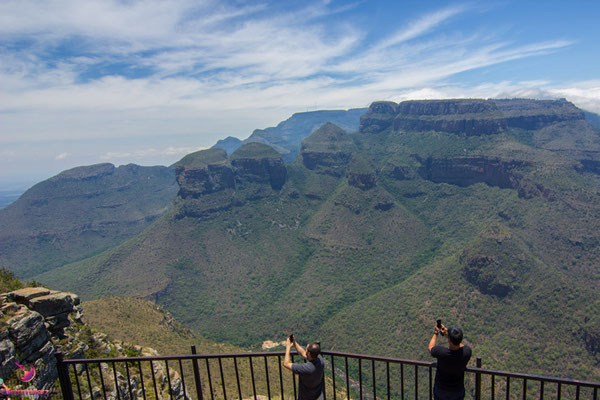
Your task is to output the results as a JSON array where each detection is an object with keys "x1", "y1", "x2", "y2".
[
  {"x1": 291, "y1": 355, "x2": 325, "y2": 400},
  {"x1": 430, "y1": 345, "x2": 472, "y2": 392}
]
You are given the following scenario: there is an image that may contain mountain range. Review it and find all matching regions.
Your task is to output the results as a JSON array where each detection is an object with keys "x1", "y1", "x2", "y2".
[{"x1": 1, "y1": 98, "x2": 600, "y2": 382}]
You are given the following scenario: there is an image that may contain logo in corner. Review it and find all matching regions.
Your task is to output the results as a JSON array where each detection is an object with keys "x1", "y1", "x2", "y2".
[{"x1": 14, "y1": 363, "x2": 36, "y2": 383}]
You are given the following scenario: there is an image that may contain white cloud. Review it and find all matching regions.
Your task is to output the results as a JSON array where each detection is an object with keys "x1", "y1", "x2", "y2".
[
  {"x1": 55, "y1": 152, "x2": 70, "y2": 160},
  {"x1": 1, "y1": 0, "x2": 596, "y2": 185}
]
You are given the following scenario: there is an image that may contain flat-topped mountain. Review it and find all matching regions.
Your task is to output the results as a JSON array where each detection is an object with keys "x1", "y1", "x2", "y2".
[
  {"x1": 0, "y1": 163, "x2": 177, "y2": 278},
  {"x1": 12, "y1": 98, "x2": 600, "y2": 382},
  {"x1": 360, "y1": 98, "x2": 585, "y2": 136}
]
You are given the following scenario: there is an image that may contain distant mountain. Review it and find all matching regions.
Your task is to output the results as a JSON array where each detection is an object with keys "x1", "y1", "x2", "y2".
[
  {"x1": 0, "y1": 163, "x2": 178, "y2": 278},
  {"x1": 0, "y1": 189, "x2": 25, "y2": 209},
  {"x1": 213, "y1": 136, "x2": 243, "y2": 155},
  {"x1": 585, "y1": 110, "x2": 600, "y2": 129},
  {"x1": 37, "y1": 98, "x2": 600, "y2": 381},
  {"x1": 212, "y1": 108, "x2": 367, "y2": 162}
]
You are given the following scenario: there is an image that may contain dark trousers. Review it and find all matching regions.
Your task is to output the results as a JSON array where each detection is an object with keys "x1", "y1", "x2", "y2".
[{"x1": 433, "y1": 384, "x2": 465, "y2": 400}]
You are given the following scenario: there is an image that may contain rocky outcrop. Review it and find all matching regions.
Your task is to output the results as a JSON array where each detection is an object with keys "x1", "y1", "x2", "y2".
[
  {"x1": 414, "y1": 156, "x2": 557, "y2": 200},
  {"x1": 230, "y1": 143, "x2": 287, "y2": 190},
  {"x1": 0, "y1": 287, "x2": 82, "y2": 395},
  {"x1": 346, "y1": 154, "x2": 377, "y2": 190},
  {"x1": 301, "y1": 122, "x2": 356, "y2": 176},
  {"x1": 0, "y1": 287, "x2": 188, "y2": 400},
  {"x1": 175, "y1": 149, "x2": 235, "y2": 199},
  {"x1": 384, "y1": 163, "x2": 418, "y2": 180},
  {"x1": 417, "y1": 156, "x2": 526, "y2": 188}
]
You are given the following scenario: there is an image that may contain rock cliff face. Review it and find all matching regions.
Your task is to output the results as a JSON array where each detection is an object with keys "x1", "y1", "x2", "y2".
[
  {"x1": 493, "y1": 98, "x2": 585, "y2": 130},
  {"x1": 0, "y1": 287, "x2": 188, "y2": 400},
  {"x1": 346, "y1": 154, "x2": 377, "y2": 190},
  {"x1": 230, "y1": 143, "x2": 287, "y2": 190},
  {"x1": 1, "y1": 287, "x2": 81, "y2": 395},
  {"x1": 175, "y1": 149, "x2": 234, "y2": 199},
  {"x1": 412, "y1": 156, "x2": 557, "y2": 200},
  {"x1": 301, "y1": 122, "x2": 356, "y2": 176},
  {"x1": 394, "y1": 99, "x2": 507, "y2": 135},
  {"x1": 360, "y1": 98, "x2": 585, "y2": 135},
  {"x1": 416, "y1": 156, "x2": 526, "y2": 189},
  {"x1": 174, "y1": 144, "x2": 287, "y2": 218}
]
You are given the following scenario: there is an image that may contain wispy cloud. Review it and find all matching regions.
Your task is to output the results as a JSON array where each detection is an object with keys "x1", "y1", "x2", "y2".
[{"x1": 0, "y1": 0, "x2": 592, "y2": 184}]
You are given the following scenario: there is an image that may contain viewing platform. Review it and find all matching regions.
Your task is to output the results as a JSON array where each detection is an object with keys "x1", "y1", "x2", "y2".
[{"x1": 56, "y1": 347, "x2": 600, "y2": 400}]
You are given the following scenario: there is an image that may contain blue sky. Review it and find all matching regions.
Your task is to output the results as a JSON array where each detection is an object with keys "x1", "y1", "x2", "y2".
[{"x1": 1, "y1": 0, "x2": 600, "y2": 188}]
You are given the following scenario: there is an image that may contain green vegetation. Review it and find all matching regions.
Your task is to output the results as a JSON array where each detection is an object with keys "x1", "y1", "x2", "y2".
[
  {"x1": 176, "y1": 148, "x2": 229, "y2": 168},
  {"x1": 230, "y1": 142, "x2": 282, "y2": 160},
  {"x1": 16, "y1": 100, "x2": 600, "y2": 383}
]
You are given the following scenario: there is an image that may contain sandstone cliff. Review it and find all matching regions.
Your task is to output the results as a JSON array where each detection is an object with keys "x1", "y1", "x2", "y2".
[{"x1": 0, "y1": 287, "x2": 188, "y2": 400}]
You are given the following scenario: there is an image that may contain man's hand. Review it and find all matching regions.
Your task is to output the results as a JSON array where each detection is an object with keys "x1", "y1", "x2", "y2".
[
  {"x1": 440, "y1": 324, "x2": 448, "y2": 337},
  {"x1": 284, "y1": 335, "x2": 294, "y2": 371}
]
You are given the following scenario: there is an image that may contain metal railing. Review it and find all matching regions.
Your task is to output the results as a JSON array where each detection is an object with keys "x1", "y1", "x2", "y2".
[{"x1": 56, "y1": 347, "x2": 600, "y2": 400}]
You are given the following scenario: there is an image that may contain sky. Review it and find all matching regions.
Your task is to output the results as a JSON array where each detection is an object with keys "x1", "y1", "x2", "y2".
[{"x1": 1, "y1": 0, "x2": 600, "y2": 189}]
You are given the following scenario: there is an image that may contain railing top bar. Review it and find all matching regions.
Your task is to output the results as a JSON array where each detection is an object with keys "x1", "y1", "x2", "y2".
[
  {"x1": 321, "y1": 350, "x2": 435, "y2": 367},
  {"x1": 61, "y1": 349, "x2": 600, "y2": 388},
  {"x1": 470, "y1": 367, "x2": 600, "y2": 388}
]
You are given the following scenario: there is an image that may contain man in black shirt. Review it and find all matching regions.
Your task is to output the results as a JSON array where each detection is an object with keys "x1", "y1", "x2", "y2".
[
  {"x1": 429, "y1": 323, "x2": 472, "y2": 400},
  {"x1": 284, "y1": 335, "x2": 325, "y2": 400}
]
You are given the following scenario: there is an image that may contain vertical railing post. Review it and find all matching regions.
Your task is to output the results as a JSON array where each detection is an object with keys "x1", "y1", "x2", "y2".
[
  {"x1": 191, "y1": 345, "x2": 204, "y2": 400},
  {"x1": 475, "y1": 357, "x2": 482, "y2": 400},
  {"x1": 56, "y1": 352, "x2": 75, "y2": 400}
]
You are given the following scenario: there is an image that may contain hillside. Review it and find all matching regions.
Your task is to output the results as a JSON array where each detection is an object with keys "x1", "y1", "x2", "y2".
[
  {"x1": 0, "y1": 163, "x2": 178, "y2": 278},
  {"x1": 35, "y1": 98, "x2": 600, "y2": 381},
  {"x1": 83, "y1": 296, "x2": 242, "y2": 357}
]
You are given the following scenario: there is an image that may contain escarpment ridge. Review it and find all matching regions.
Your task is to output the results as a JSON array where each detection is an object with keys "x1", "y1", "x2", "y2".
[
  {"x1": 360, "y1": 97, "x2": 585, "y2": 135},
  {"x1": 6, "y1": 97, "x2": 600, "y2": 382}
]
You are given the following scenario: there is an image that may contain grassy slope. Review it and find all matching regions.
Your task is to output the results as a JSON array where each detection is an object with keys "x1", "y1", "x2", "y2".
[
  {"x1": 82, "y1": 296, "x2": 309, "y2": 400},
  {"x1": 37, "y1": 124, "x2": 600, "y2": 382}
]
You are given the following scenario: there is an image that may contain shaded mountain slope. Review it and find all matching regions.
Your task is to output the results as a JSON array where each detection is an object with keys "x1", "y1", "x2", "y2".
[
  {"x1": 0, "y1": 163, "x2": 178, "y2": 278},
  {"x1": 37, "y1": 98, "x2": 600, "y2": 380}
]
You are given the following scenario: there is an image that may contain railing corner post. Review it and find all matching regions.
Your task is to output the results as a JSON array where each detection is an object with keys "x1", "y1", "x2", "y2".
[
  {"x1": 56, "y1": 352, "x2": 75, "y2": 400},
  {"x1": 191, "y1": 345, "x2": 204, "y2": 400},
  {"x1": 475, "y1": 357, "x2": 482, "y2": 400}
]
